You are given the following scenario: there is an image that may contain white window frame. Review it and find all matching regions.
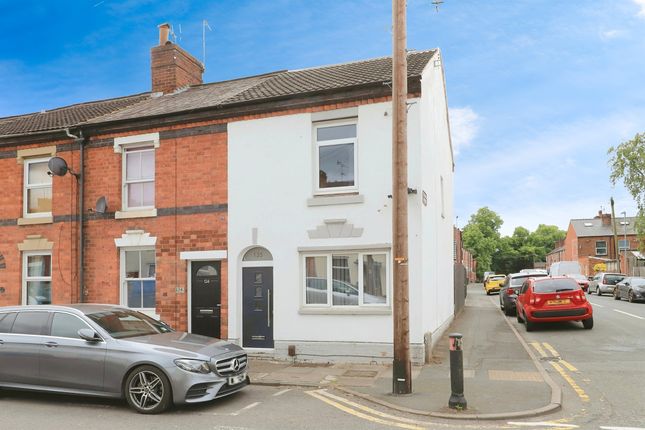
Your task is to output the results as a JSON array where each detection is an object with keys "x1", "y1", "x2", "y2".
[
  {"x1": 618, "y1": 239, "x2": 630, "y2": 251},
  {"x1": 313, "y1": 120, "x2": 358, "y2": 195},
  {"x1": 302, "y1": 250, "x2": 389, "y2": 308},
  {"x1": 122, "y1": 145, "x2": 156, "y2": 211},
  {"x1": 119, "y1": 246, "x2": 156, "y2": 314},
  {"x1": 22, "y1": 251, "x2": 52, "y2": 305},
  {"x1": 23, "y1": 157, "x2": 52, "y2": 218},
  {"x1": 595, "y1": 240, "x2": 608, "y2": 256},
  {"x1": 114, "y1": 133, "x2": 159, "y2": 213}
]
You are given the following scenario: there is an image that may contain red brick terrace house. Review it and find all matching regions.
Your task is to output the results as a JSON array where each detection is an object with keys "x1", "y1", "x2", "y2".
[
  {"x1": 0, "y1": 24, "x2": 440, "y2": 340},
  {"x1": 547, "y1": 211, "x2": 639, "y2": 276}
]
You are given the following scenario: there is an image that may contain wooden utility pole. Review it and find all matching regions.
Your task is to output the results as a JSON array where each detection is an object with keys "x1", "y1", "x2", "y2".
[{"x1": 392, "y1": 0, "x2": 411, "y2": 395}]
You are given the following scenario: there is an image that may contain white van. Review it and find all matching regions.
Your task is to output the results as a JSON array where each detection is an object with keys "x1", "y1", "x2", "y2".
[{"x1": 549, "y1": 261, "x2": 581, "y2": 276}]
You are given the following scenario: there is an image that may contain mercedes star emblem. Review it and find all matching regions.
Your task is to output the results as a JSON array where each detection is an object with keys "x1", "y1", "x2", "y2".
[{"x1": 232, "y1": 358, "x2": 240, "y2": 372}]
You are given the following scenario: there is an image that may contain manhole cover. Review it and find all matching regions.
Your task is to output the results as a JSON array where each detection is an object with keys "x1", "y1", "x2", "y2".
[{"x1": 342, "y1": 370, "x2": 378, "y2": 378}]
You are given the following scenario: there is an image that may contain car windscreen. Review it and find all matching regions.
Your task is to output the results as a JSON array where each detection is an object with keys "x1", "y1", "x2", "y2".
[
  {"x1": 490, "y1": 276, "x2": 505, "y2": 281},
  {"x1": 511, "y1": 274, "x2": 547, "y2": 286},
  {"x1": 533, "y1": 279, "x2": 579, "y2": 293},
  {"x1": 604, "y1": 274, "x2": 626, "y2": 285},
  {"x1": 87, "y1": 309, "x2": 173, "y2": 339},
  {"x1": 631, "y1": 278, "x2": 645, "y2": 288}
]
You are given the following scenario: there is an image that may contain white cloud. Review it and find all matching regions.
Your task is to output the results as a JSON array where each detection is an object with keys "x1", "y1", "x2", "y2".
[
  {"x1": 635, "y1": 0, "x2": 645, "y2": 18},
  {"x1": 449, "y1": 106, "x2": 480, "y2": 156},
  {"x1": 600, "y1": 29, "x2": 626, "y2": 40}
]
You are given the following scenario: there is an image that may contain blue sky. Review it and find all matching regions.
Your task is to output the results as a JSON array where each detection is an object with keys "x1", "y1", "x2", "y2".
[{"x1": 2, "y1": 0, "x2": 644, "y2": 235}]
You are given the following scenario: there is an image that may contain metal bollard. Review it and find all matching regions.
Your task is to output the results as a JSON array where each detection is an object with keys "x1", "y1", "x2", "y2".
[{"x1": 448, "y1": 333, "x2": 467, "y2": 410}]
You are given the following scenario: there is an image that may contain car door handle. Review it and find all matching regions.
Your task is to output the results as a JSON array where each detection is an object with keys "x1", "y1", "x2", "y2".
[{"x1": 45, "y1": 341, "x2": 58, "y2": 348}]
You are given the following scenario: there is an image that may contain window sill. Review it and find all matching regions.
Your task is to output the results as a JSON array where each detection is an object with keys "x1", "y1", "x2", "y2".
[
  {"x1": 131, "y1": 308, "x2": 160, "y2": 320},
  {"x1": 299, "y1": 306, "x2": 391, "y2": 316},
  {"x1": 307, "y1": 193, "x2": 364, "y2": 207},
  {"x1": 115, "y1": 209, "x2": 157, "y2": 219},
  {"x1": 17, "y1": 216, "x2": 53, "y2": 226}
]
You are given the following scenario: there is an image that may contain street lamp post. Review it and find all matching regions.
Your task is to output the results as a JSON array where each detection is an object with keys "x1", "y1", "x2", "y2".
[{"x1": 621, "y1": 211, "x2": 628, "y2": 274}]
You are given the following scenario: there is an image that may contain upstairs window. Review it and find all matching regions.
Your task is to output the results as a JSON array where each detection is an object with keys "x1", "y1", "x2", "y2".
[
  {"x1": 314, "y1": 121, "x2": 357, "y2": 194},
  {"x1": 618, "y1": 239, "x2": 630, "y2": 251},
  {"x1": 595, "y1": 241, "x2": 607, "y2": 256},
  {"x1": 124, "y1": 146, "x2": 155, "y2": 209},
  {"x1": 24, "y1": 158, "x2": 52, "y2": 217}
]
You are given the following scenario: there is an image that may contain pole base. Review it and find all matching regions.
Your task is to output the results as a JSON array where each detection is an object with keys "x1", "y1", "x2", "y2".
[
  {"x1": 448, "y1": 393, "x2": 467, "y2": 410},
  {"x1": 392, "y1": 358, "x2": 412, "y2": 394}
]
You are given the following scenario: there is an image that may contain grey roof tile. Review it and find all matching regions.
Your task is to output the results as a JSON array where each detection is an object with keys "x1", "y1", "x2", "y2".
[
  {"x1": 1, "y1": 49, "x2": 436, "y2": 137},
  {"x1": 571, "y1": 217, "x2": 638, "y2": 237}
]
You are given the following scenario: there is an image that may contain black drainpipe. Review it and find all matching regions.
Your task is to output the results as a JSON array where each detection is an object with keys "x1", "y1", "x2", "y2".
[{"x1": 65, "y1": 128, "x2": 86, "y2": 303}]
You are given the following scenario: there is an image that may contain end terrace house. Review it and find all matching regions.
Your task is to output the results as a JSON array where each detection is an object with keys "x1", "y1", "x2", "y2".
[{"x1": 0, "y1": 24, "x2": 455, "y2": 363}]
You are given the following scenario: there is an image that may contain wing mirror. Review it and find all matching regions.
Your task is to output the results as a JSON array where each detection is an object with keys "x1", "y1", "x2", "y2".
[{"x1": 78, "y1": 328, "x2": 101, "y2": 342}]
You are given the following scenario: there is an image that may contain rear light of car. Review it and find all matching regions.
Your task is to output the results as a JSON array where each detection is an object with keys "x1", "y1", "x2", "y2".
[{"x1": 507, "y1": 288, "x2": 514, "y2": 295}]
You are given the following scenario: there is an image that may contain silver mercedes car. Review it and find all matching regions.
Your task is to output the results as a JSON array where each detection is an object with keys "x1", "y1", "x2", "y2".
[{"x1": 0, "y1": 304, "x2": 249, "y2": 413}]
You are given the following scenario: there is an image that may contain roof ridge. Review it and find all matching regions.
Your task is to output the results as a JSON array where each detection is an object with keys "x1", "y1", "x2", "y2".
[{"x1": 287, "y1": 49, "x2": 436, "y2": 73}]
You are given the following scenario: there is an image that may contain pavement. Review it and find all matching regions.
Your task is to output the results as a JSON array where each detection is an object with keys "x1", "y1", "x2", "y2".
[{"x1": 247, "y1": 284, "x2": 562, "y2": 420}]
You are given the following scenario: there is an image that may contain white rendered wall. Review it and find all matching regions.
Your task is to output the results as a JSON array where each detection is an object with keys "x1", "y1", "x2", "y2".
[{"x1": 418, "y1": 50, "x2": 456, "y2": 347}]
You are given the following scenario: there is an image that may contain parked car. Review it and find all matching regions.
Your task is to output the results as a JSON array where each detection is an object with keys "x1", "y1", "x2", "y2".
[
  {"x1": 589, "y1": 272, "x2": 626, "y2": 296},
  {"x1": 564, "y1": 273, "x2": 590, "y2": 292},
  {"x1": 519, "y1": 269, "x2": 548, "y2": 275},
  {"x1": 613, "y1": 277, "x2": 645, "y2": 303},
  {"x1": 548, "y1": 261, "x2": 582, "y2": 276},
  {"x1": 516, "y1": 276, "x2": 593, "y2": 331},
  {"x1": 499, "y1": 272, "x2": 548, "y2": 316},
  {"x1": 484, "y1": 274, "x2": 506, "y2": 295},
  {"x1": 0, "y1": 305, "x2": 249, "y2": 414}
]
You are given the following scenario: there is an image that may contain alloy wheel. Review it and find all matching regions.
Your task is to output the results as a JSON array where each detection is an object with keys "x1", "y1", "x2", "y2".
[{"x1": 125, "y1": 366, "x2": 172, "y2": 414}]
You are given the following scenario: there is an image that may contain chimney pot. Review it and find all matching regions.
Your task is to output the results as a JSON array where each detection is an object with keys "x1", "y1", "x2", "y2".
[{"x1": 158, "y1": 23, "x2": 171, "y2": 46}]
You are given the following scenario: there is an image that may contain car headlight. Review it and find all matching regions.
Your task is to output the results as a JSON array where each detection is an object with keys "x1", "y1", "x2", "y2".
[{"x1": 174, "y1": 359, "x2": 212, "y2": 374}]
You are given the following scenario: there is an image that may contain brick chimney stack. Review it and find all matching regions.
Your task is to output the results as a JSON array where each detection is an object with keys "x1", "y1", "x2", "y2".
[
  {"x1": 596, "y1": 210, "x2": 612, "y2": 226},
  {"x1": 151, "y1": 23, "x2": 204, "y2": 94}
]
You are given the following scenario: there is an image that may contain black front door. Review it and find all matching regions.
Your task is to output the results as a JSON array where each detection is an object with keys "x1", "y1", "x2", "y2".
[
  {"x1": 191, "y1": 261, "x2": 221, "y2": 338},
  {"x1": 242, "y1": 267, "x2": 273, "y2": 348}
]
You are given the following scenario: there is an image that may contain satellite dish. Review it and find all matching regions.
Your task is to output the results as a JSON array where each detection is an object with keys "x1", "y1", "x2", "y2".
[
  {"x1": 48, "y1": 157, "x2": 69, "y2": 177},
  {"x1": 95, "y1": 196, "x2": 108, "y2": 214}
]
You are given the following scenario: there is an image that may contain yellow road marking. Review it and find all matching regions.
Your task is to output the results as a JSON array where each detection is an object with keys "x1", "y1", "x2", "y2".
[
  {"x1": 559, "y1": 360, "x2": 579, "y2": 372},
  {"x1": 541, "y1": 342, "x2": 560, "y2": 358},
  {"x1": 529, "y1": 342, "x2": 548, "y2": 357},
  {"x1": 549, "y1": 362, "x2": 589, "y2": 402},
  {"x1": 305, "y1": 390, "x2": 425, "y2": 430}
]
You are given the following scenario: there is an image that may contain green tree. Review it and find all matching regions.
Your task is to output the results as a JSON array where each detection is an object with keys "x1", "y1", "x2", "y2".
[
  {"x1": 608, "y1": 132, "x2": 645, "y2": 250},
  {"x1": 528, "y1": 224, "x2": 566, "y2": 261},
  {"x1": 462, "y1": 207, "x2": 503, "y2": 279}
]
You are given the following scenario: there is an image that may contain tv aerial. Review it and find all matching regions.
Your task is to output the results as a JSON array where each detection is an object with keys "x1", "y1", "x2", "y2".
[{"x1": 432, "y1": 0, "x2": 443, "y2": 12}]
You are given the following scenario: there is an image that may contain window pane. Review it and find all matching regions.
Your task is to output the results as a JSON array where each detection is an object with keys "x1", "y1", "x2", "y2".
[
  {"x1": 27, "y1": 255, "x2": 51, "y2": 277},
  {"x1": 142, "y1": 181, "x2": 155, "y2": 207},
  {"x1": 126, "y1": 151, "x2": 141, "y2": 181},
  {"x1": 319, "y1": 143, "x2": 354, "y2": 188},
  {"x1": 127, "y1": 183, "x2": 143, "y2": 207},
  {"x1": 127, "y1": 280, "x2": 143, "y2": 308},
  {"x1": 140, "y1": 250, "x2": 155, "y2": 277},
  {"x1": 142, "y1": 280, "x2": 156, "y2": 308},
  {"x1": 51, "y1": 313, "x2": 89, "y2": 339},
  {"x1": 28, "y1": 161, "x2": 52, "y2": 185},
  {"x1": 141, "y1": 151, "x2": 155, "y2": 180},
  {"x1": 317, "y1": 124, "x2": 356, "y2": 141},
  {"x1": 27, "y1": 187, "x2": 52, "y2": 213},
  {"x1": 125, "y1": 251, "x2": 140, "y2": 278},
  {"x1": 26, "y1": 281, "x2": 51, "y2": 304},
  {"x1": 305, "y1": 256, "x2": 328, "y2": 305},
  {"x1": 363, "y1": 254, "x2": 387, "y2": 304},
  {"x1": 11, "y1": 312, "x2": 49, "y2": 335},
  {"x1": 0, "y1": 313, "x2": 17, "y2": 333},
  {"x1": 332, "y1": 254, "x2": 359, "y2": 306}
]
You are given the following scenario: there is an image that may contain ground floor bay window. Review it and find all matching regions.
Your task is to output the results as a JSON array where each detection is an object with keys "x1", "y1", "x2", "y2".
[{"x1": 303, "y1": 251, "x2": 389, "y2": 307}]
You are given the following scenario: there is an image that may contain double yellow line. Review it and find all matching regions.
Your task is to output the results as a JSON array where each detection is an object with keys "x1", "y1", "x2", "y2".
[
  {"x1": 530, "y1": 342, "x2": 589, "y2": 402},
  {"x1": 306, "y1": 389, "x2": 427, "y2": 429}
]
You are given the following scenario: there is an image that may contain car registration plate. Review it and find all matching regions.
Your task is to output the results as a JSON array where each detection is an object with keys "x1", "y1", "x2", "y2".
[
  {"x1": 546, "y1": 299, "x2": 570, "y2": 305},
  {"x1": 228, "y1": 372, "x2": 246, "y2": 385}
]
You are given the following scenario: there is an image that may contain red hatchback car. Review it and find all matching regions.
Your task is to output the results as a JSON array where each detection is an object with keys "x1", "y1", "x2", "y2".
[{"x1": 516, "y1": 276, "x2": 593, "y2": 331}]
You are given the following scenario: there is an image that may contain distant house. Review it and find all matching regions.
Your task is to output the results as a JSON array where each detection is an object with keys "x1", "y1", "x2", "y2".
[
  {"x1": 0, "y1": 24, "x2": 455, "y2": 363},
  {"x1": 547, "y1": 211, "x2": 640, "y2": 275}
]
